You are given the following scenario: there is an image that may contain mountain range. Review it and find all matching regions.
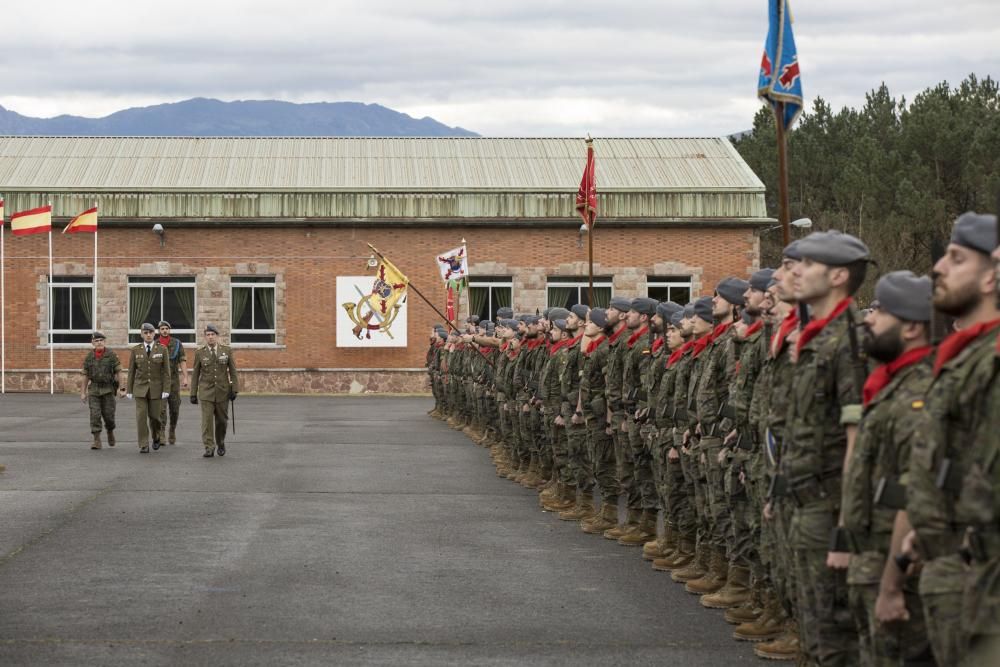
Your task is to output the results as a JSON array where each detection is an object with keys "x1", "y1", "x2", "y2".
[{"x1": 0, "y1": 98, "x2": 478, "y2": 137}]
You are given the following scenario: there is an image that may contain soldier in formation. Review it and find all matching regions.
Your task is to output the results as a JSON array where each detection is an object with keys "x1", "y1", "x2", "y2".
[{"x1": 426, "y1": 211, "x2": 1000, "y2": 666}]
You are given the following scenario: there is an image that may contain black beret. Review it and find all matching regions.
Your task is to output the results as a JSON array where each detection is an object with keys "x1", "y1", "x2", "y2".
[
  {"x1": 656, "y1": 300, "x2": 683, "y2": 321},
  {"x1": 466, "y1": 315, "x2": 480, "y2": 325},
  {"x1": 437, "y1": 330, "x2": 448, "y2": 340},
  {"x1": 554, "y1": 318, "x2": 570, "y2": 332},
  {"x1": 950, "y1": 211, "x2": 998, "y2": 255},
  {"x1": 749, "y1": 268, "x2": 775, "y2": 292},
  {"x1": 496, "y1": 307, "x2": 514, "y2": 319},
  {"x1": 783, "y1": 239, "x2": 803, "y2": 261},
  {"x1": 91, "y1": 331, "x2": 106, "y2": 340},
  {"x1": 548, "y1": 307, "x2": 571, "y2": 321},
  {"x1": 629, "y1": 297, "x2": 659, "y2": 316},
  {"x1": 523, "y1": 315, "x2": 541, "y2": 325},
  {"x1": 542, "y1": 308, "x2": 553, "y2": 319},
  {"x1": 693, "y1": 296, "x2": 714, "y2": 323},
  {"x1": 570, "y1": 304, "x2": 590, "y2": 319},
  {"x1": 608, "y1": 296, "x2": 632, "y2": 312},
  {"x1": 499, "y1": 318, "x2": 518, "y2": 329},
  {"x1": 798, "y1": 230, "x2": 870, "y2": 266},
  {"x1": 157, "y1": 320, "x2": 171, "y2": 329},
  {"x1": 204, "y1": 323, "x2": 219, "y2": 334},
  {"x1": 589, "y1": 308, "x2": 609, "y2": 329},
  {"x1": 716, "y1": 277, "x2": 749, "y2": 306},
  {"x1": 140, "y1": 322, "x2": 156, "y2": 332},
  {"x1": 875, "y1": 271, "x2": 932, "y2": 322},
  {"x1": 683, "y1": 303, "x2": 696, "y2": 319},
  {"x1": 669, "y1": 311, "x2": 685, "y2": 327}
]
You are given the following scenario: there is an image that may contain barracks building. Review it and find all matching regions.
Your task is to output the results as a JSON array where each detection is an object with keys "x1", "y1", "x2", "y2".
[{"x1": 0, "y1": 136, "x2": 769, "y2": 394}]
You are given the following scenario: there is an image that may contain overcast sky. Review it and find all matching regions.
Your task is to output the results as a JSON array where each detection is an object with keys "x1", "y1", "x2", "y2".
[{"x1": 1, "y1": 1, "x2": 997, "y2": 136}]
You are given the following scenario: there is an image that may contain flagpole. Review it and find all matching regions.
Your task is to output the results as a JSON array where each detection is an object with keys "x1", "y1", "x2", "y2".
[
  {"x1": 588, "y1": 213, "x2": 594, "y2": 306},
  {"x1": 368, "y1": 243, "x2": 460, "y2": 334},
  {"x1": 48, "y1": 223, "x2": 54, "y2": 395},
  {"x1": 93, "y1": 202, "x2": 98, "y2": 335},
  {"x1": 775, "y1": 102, "x2": 791, "y2": 246},
  {"x1": 1, "y1": 210, "x2": 5, "y2": 395},
  {"x1": 461, "y1": 238, "x2": 471, "y2": 322}
]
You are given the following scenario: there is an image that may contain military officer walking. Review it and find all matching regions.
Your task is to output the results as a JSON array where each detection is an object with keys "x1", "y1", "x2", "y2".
[
  {"x1": 126, "y1": 322, "x2": 171, "y2": 453},
  {"x1": 190, "y1": 324, "x2": 240, "y2": 458},
  {"x1": 80, "y1": 331, "x2": 126, "y2": 450},
  {"x1": 155, "y1": 320, "x2": 188, "y2": 445}
]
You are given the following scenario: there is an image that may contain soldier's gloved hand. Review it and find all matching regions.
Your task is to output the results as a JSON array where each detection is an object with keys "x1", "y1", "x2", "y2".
[
  {"x1": 161, "y1": 392, "x2": 170, "y2": 399},
  {"x1": 228, "y1": 391, "x2": 238, "y2": 401},
  {"x1": 190, "y1": 395, "x2": 198, "y2": 405}
]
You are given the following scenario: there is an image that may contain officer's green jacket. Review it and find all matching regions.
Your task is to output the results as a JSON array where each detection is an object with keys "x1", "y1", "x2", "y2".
[
  {"x1": 83, "y1": 349, "x2": 123, "y2": 396},
  {"x1": 191, "y1": 344, "x2": 239, "y2": 403},
  {"x1": 127, "y1": 342, "x2": 171, "y2": 398}
]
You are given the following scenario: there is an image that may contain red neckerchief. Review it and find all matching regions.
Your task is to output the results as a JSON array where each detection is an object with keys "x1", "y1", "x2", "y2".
[
  {"x1": 548, "y1": 339, "x2": 567, "y2": 356},
  {"x1": 771, "y1": 310, "x2": 799, "y2": 358},
  {"x1": 743, "y1": 320, "x2": 763, "y2": 339},
  {"x1": 94, "y1": 348, "x2": 106, "y2": 360},
  {"x1": 934, "y1": 318, "x2": 1000, "y2": 376},
  {"x1": 627, "y1": 325, "x2": 649, "y2": 349},
  {"x1": 526, "y1": 337, "x2": 545, "y2": 351},
  {"x1": 863, "y1": 346, "x2": 933, "y2": 406},
  {"x1": 796, "y1": 297, "x2": 853, "y2": 355},
  {"x1": 500, "y1": 341, "x2": 509, "y2": 352},
  {"x1": 585, "y1": 334, "x2": 607, "y2": 356},
  {"x1": 709, "y1": 321, "x2": 732, "y2": 347},
  {"x1": 608, "y1": 323, "x2": 627, "y2": 344},
  {"x1": 479, "y1": 346, "x2": 496, "y2": 358},
  {"x1": 158, "y1": 335, "x2": 172, "y2": 349},
  {"x1": 667, "y1": 340, "x2": 695, "y2": 368},
  {"x1": 692, "y1": 333, "x2": 712, "y2": 358},
  {"x1": 651, "y1": 337, "x2": 665, "y2": 354},
  {"x1": 567, "y1": 333, "x2": 583, "y2": 349}
]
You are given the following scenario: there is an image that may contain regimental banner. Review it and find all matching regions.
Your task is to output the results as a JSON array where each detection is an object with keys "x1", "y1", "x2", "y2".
[
  {"x1": 435, "y1": 245, "x2": 468, "y2": 283},
  {"x1": 336, "y1": 276, "x2": 408, "y2": 348}
]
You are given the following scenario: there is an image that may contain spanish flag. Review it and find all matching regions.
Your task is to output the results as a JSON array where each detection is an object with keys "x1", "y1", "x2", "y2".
[
  {"x1": 11, "y1": 205, "x2": 52, "y2": 236},
  {"x1": 63, "y1": 206, "x2": 98, "y2": 234},
  {"x1": 0, "y1": 199, "x2": 4, "y2": 227}
]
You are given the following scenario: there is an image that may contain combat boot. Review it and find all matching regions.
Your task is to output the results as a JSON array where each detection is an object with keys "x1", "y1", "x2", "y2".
[
  {"x1": 106, "y1": 430, "x2": 116, "y2": 447},
  {"x1": 724, "y1": 576, "x2": 766, "y2": 624},
  {"x1": 685, "y1": 548, "x2": 728, "y2": 595},
  {"x1": 670, "y1": 541, "x2": 709, "y2": 583},
  {"x1": 700, "y1": 564, "x2": 751, "y2": 609},
  {"x1": 558, "y1": 491, "x2": 594, "y2": 521},
  {"x1": 733, "y1": 593, "x2": 784, "y2": 641},
  {"x1": 581, "y1": 502, "x2": 618, "y2": 534},
  {"x1": 752, "y1": 620, "x2": 799, "y2": 660},
  {"x1": 91, "y1": 433, "x2": 102, "y2": 450},
  {"x1": 643, "y1": 524, "x2": 674, "y2": 561},
  {"x1": 653, "y1": 533, "x2": 695, "y2": 572},
  {"x1": 603, "y1": 508, "x2": 639, "y2": 541},
  {"x1": 542, "y1": 484, "x2": 575, "y2": 512},
  {"x1": 618, "y1": 509, "x2": 657, "y2": 546}
]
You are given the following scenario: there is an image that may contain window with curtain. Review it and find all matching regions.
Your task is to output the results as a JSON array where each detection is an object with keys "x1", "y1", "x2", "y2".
[
  {"x1": 546, "y1": 277, "x2": 613, "y2": 310},
  {"x1": 231, "y1": 277, "x2": 276, "y2": 343},
  {"x1": 647, "y1": 276, "x2": 693, "y2": 305},
  {"x1": 128, "y1": 277, "x2": 196, "y2": 343},
  {"x1": 49, "y1": 276, "x2": 94, "y2": 344},
  {"x1": 468, "y1": 277, "x2": 513, "y2": 321}
]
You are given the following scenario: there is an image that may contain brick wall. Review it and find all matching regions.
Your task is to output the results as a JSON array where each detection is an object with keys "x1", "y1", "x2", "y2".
[{"x1": 1, "y1": 223, "x2": 758, "y2": 392}]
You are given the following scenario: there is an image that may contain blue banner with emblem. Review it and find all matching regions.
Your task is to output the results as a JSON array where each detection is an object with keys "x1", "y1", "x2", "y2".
[{"x1": 757, "y1": 0, "x2": 803, "y2": 130}]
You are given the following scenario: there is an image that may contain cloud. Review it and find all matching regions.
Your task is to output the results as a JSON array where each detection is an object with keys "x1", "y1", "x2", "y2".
[{"x1": 0, "y1": 0, "x2": 996, "y2": 135}]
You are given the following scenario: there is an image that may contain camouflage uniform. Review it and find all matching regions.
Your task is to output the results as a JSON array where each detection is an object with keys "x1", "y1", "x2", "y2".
[
  {"x1": 580, "y1": 335, "x2": 616, "y2": 507},
  {"x1": 622, "y1": 326, "x2": 656, "y2": 514},
  {"x1": 559, "y1": 335, "x2": 588, "y2": 493},
  {"x1": 668, "y1": 342, "x2": 699, "y2": 542},
  {"x1": 83, "y1": 349, "x2": 123, "y2": 435},
  {"x1": 909, "y1": 322, "x2": 1000, "y2": 666},
  {"x1": 783, "y1": 301, "x2": 867, "y2": 666},
  {"x1": 539, "y1": 341, "x2": 566, "y2": 483},
  {"x1": 156, "y1": 335, "x2": 186, "y2": 443},
  {"x1": 842, "y1": 350, "x2": 934, "y2": 666},
  {"x1": 603, "y1": 326, "x2": 630, "y2": 511}
]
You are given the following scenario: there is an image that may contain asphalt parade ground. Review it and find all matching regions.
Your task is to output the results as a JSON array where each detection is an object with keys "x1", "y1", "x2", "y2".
[{"x1": 0, "y1": 394, "x2": 751, "y2": 666}]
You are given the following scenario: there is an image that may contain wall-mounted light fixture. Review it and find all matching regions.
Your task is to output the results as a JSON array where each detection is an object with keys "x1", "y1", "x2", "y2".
[{"x1": 152, "y1": 223, "x2": 165, "y2": 247}]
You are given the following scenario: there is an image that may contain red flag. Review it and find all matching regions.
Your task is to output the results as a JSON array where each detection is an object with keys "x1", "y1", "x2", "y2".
[
  {"x1": 446, "y1": 285, "x2": 455, "y2": 322},
  {"x1": 575, "y1": 140, "x2": 597, "y2": 229}
]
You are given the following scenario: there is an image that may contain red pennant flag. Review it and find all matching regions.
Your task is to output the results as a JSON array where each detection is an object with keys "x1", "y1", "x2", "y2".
[{"x1": 575, "y1": 140, "x2": 597, "y2": 229}]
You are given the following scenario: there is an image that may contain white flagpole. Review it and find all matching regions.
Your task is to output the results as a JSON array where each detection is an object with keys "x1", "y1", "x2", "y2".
[
  {"x1": 48, "y1": 209, "x2": 54, "y2": 395},
  {"x1": 462, "y1": 239, "x2": 472, "y2": 322}
]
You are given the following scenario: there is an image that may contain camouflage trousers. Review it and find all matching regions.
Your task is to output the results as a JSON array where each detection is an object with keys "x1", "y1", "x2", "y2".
[
  {"x1": 587, "y1": 419, "x2": 618, "y2": 505},
  {"x1": 682, "y1": 434, "x2": 710, "y2": 547},
  {"x1": 848, "y1": 561, "x2": 933, "y2": 666},
  {"x1": 672, "y1": 429, "x2": 698, "y2": 536},
  {"x1": 88, "y1": 393, "x2": 117, "y2": 434},
  {"x1": 504, "y1": 399, "x2": 522, "y2": 461},
  {"x1": 791, "y1": 504, "x2": 859, "y2": 666},
  {"x1": 611, "y1": 412, "x2": 637, "y2": 510},
  {"x1": 965, "y1": 556, "x2": 1000, "y2": 663},
  {"x1": 771, "y1": 499, "x2": 799, "y2": 619},
  {"x1": 724, "y1": 449, "x2": 755, "y2": 567},
  {"x1": 921, "y1": 589, "x2": 966, "y2": 667},
  {"x1": 626, "y1": 417, "x2": 656, "y2": 511},
  {"x1": 517, "y1": 403, "x2": 541, "y2": 464},
  {"x1": 699, "y1": 435, "x2": 729, "y2": 549},
  {"x1": 564, "y1": 417, "x2": 592, "y2": 492}
]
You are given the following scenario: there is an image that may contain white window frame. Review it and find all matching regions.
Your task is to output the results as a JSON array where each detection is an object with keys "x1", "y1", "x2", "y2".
[
  {"x1": 230, "y1": 278, "x2": 277, "y2": 344},
  {"x1": 49, "y1": 276, "x2": 95, "y2": 345},
  {"x1": 646, "y1": 277, "x2": 693, "y2": 304},
  {"x1": 468, "y1": 279, "x2": 513, "y2": 321},
  {"x1": 127, "y1": 278, "x2": 197, "y2": 342},
  {"x1": 546, "y1": 277, "x2": 614, "y2": 308}
]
